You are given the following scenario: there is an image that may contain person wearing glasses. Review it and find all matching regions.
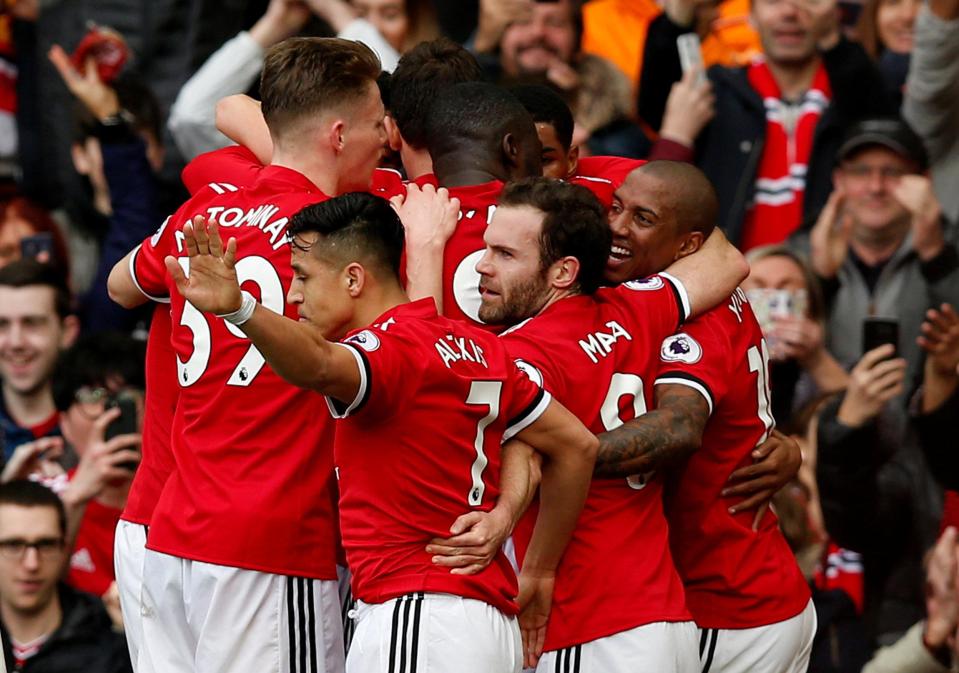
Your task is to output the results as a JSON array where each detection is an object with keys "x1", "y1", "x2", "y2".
[{"x1": 0, "y1": 480, "x2": 132, "y2": 672}]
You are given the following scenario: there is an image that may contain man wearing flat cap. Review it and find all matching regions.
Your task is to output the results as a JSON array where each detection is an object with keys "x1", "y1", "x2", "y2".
[{"x1": 800, "y1": 116, "x2": 959, "y2": 383}]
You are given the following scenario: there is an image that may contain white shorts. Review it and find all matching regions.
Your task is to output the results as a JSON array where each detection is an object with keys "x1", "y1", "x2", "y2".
[
  {"x1": 140, "y1": 549, "x2": 345, "y2": 673},
  {"x1": 114, "y1": 520, "x2": 148, "y2": 671},
  {"x1": 347, "y1": 593, "x2": 521, "y2": 673},
  {"x1": 535, "y1": 620, "x2": 699, "y2": 673},
  {"x1": 698, "y1": 599, "x2": 817, "y2": 673}
]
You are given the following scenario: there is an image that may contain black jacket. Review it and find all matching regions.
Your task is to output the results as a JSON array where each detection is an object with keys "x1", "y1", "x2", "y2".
[
  {"x1": 1, "y1": 584, "x2": 132, "y2": 673},
  {"x1": 638, "y1": 14, "x2": 897, "y2": 245},
  {"x1": 917, "y1": 386, "x2": 959, "y2": 491}
]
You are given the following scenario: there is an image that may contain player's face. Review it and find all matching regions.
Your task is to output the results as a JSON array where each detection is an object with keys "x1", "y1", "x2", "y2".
[
  {"x1": 476, "y1": 206, "x2": 552, "y2": 325},
  {"x1": 0, "y1": 286, "x2": 74, "y2": 396},
  {"x1": 338, "y1": 83, "x2": 388, "y2": 193},
  {"x1": 605, "y1": 171, "x2": 684, "y2": 284},
  {"x1": 0, "y1": 504, "x2": 65, "y2": 615},
  {"x1": 500, "y1": 0, "x2": 578, "y2": 76},
  {"x1": 288, "y1": 237, "x2": 354, "y2": 339},
  {"x1": 536, "y1": 122, "x2": 576, "y2": 180},
  {"x1": 833, "y1": 147, "x2": 913, "y2": 233},
  {"x1": 352, "y1": 0, "x2": 410, "y2": 52},
  {"x1": 751, "y1": 0, "x2": 818, "y2": 66}
]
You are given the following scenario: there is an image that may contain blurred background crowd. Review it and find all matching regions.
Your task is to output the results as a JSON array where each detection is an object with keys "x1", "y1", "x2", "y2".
[{"x1": 0, "y1": 0, "x2": 957, "y2": 671}]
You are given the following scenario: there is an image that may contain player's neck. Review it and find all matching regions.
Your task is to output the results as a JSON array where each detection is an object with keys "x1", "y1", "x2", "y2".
[
  {"x1": 535, "y1": 288, "x2": 580, "y2": 316},
  {"x1": 1, "y1": 593, "x2": 62, "y2": 644},
  {"x1": 2, "y1": 382, "x2": 56, "y2": 428},
  {"x1": 400, "y1": 146, "x2": 433, "y2": 180},
  {"x1": 349, "y1": 283, "x2": 411, "y2": 332},
  {"x1": 432, "y1": 154, "x2": 505, "y2": 188},
  {"x1": 269, "y1": 151, "x2": 339, "y2": 197}
]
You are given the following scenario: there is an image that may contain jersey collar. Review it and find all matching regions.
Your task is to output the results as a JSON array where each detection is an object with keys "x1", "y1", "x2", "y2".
[
  {"x1": 254, "y1": 165, "x2": 328, "y2": 196},
  {"x1": 370, "y1": 297, "x2": 438, "y2": 330}
]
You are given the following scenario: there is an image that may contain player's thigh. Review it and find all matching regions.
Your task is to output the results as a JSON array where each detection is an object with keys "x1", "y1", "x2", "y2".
[
  {"x1": 347, "y1": 593, "x2": 521, "y2": 673},
  {"x1": 114, "y1": 520, "x2": 147, "y2": 667},
  {"x1": 536, "y1": 620, "x2": 699, "y2": 673},
  {"x1": 140, "y1": 549, "x2": 194, "y2": 673},
  {"x1": 189, "y1": 563, "x2": 345, "y2": 673},
  {"x1": 701, "y1": 600, "x2": 818, "y2": 673}
]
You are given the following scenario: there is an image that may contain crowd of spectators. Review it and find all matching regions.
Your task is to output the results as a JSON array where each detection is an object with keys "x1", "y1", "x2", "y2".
[{"x1": 0, "y1": 0, "x2": 957, "y2": 670}]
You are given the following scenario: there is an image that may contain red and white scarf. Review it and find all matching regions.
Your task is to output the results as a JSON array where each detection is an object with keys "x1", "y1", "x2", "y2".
[{"x1": 740, "y1": 60, "x2": 831, "y2": 251}]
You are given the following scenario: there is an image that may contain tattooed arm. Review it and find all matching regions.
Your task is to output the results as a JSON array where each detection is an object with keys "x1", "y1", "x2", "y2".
[{"x1": 594, "y1": 384, "x2": 709, "y2": 478}]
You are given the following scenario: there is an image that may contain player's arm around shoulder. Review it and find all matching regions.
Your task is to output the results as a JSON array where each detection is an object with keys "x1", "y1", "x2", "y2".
[{"x1": 664, "y1": 228, "x2": 749, "y2": 318}]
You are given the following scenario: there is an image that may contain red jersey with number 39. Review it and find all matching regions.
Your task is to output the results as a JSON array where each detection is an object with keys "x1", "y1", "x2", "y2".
[
  {"x1": 656, "y1": 289, "x2": 810, "y2": 628},
  {"x1": 131, "y1": 166, "x2": 338, "y2": 578},
  {"x1": 330, "y1": 299, "x2": 550, "y2": 615},
  {"x1": 505, "y1": 275, "x2": 694, "y2": 651}
]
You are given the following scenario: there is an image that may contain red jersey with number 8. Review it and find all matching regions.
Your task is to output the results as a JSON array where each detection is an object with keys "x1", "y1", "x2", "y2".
[
  {"x1": 131, "y1": 165, "x2": 339, "y2": 578},
  {"x1": 655, "y1": 289, "x2": 810, "y2": 628},
  {"x1": 330, "y1": 299, "x2": 550, "y2": 615},
  {"x1": 504, "y1": 276, "x2": 694, "y2": 651}
]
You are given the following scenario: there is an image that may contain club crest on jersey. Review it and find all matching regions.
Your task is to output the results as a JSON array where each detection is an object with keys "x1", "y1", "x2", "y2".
[
  {"x1": 660, "y1": 333, "x2": 702, "y2": 364},
  {"x1": 623, "y1": 276, "x2": 664, "y2": 291},
  {"x1": 345, "y1": 330, "x2": 381, "y2": 352}
]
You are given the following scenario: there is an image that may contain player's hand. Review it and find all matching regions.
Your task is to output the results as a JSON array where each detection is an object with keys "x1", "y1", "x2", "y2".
[
  {"x1": 0, "y1": 437, "x2": 65, "y2": 484},
  {"x1": 919, "y1": 304, "x2": 959, "y2": 378},
  {"x1": 426, "y1": 506, "x2": 513, "y2": 575},
  {"x1": 251, "y1": 0, "x2": 314, "y2": 48},
  {"x1": 723, "y1": 430, "x2": 802, "y2": 530},
  {"x1": 102, "y1": 581, "x2": 125, "y2": 631},
  {"x1": 391, "y1": 184, "x2": 460, "y2": 253},
  {"x1": 63, "y1": 407, "x2": 141, "y2": 505},
  {"x1": 659, "y1": 68, "x2": 715, "y2": 147},
  {"x1": 48, "y1": 44, "x2": 120, "y2": 121},
  {"x1": 809, "y1": 188, "x2": 853, "y2": 279},
  {"x1": 517, "y1": 569, "x2": 555, "y2": 668},
  {"x1": 892, "y1": 175, "x2": 945, "y2": 261},
  {"x1": 836, "y1": 345, "x2": 907, "y2": 427},
  {"x1": 165, "y1": 215, "x2": 243, "y2": 316}
]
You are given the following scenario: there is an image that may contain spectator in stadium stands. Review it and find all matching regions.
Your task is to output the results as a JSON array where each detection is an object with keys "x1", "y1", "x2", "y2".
[
  {"x1": 0, "y1": 260, "x2": 77, "y2": 464},
  {"x1": 0, "y1": 480, "x2": 132, "y2": 673},
  {"x1": 816, "y1": 334, "x2": 945, "y2": 646},
  {"x1": 169, "y1": 0, "x2": 437, "y2": 160},
  {"x1": 48, "y1": 46, "x2": 163, "y2": 334},
  {"x1": 639, "y1": 0, "x2": 896, "y2": 249},
  {"x1": 856, "y1": 0, "x2": 919, "y2": 105},
  {"x1": 860, "y1": 527, "x2": 959, "y2": 673},
  {"x1": 467, "y1": 0, "x2": 646, "y2": 158},
  {"x1": 802, "y1": 118, "x2": 959, "y2": 388},
  {"x1": 0, "y1": 198, "x2": 70, "y2": 272},
  {"x1": 903, "y1": 0, "x2": 959, "y2": 226},
  {"x1": 742, "y1": 245, "x2": 848, "y2": 427}
]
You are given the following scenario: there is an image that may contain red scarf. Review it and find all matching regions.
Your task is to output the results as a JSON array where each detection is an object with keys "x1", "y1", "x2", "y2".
[{"x1": 740, "y1": 60, "x2": 831, "y2": 251}]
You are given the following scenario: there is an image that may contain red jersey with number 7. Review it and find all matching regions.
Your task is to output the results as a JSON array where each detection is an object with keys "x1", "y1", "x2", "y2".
[
  {"x1": 329, "y1": 298, "x2": 550, "y2": 614},
  {"x1": 504, "y1": 275, "x2": 694, "y2": 651},
  {"x1": 655, "y1": 288, "x2": 810, "y2": 628},
  {"x1": 130, "y1": 165, "x2": 339, "y2": 579}
]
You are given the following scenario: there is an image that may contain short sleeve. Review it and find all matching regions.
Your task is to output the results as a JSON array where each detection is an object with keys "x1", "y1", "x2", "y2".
[
  {"x1": 130, "y1": 216, "x2": 175, "y2": 302},
  {"x1": 325, "y1": 329, "x2": 418, "y2": 421},
  {"x1": 654, "y1": 313, "x2": 734, "y2": 417},
  {"x1": 501, "y1": 360, "x2": 552, "y2": 442},
  {"x1": 180, "y1": 145, "x2": 261, "y2": 196},
  {"x1": 617, "y1": 273, "x2": 690, "y2": 336}
]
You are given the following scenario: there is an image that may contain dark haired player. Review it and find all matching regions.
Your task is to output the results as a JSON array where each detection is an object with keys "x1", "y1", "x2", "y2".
[{"x1": 165, "y1": 191, "x2": 598, "y2": 673}]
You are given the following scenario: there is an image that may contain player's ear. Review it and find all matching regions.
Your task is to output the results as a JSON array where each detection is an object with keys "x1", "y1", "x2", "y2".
[
  {"x1": 566, "y1": 145, "x2": 580, "y2": 178},
  {"x1": 502, "y1": 133, "x2": 519, "y2": 167},
  {"x1": 344, "y1": 263, "x2": 365, "y2": 297},
  {"x1": 676, "y1": 232, "x2": 704, "y2": 260},
  {"x1": 384, "y1": 114, "x2": 403, "y2": 152},
  {"x1": 550, "y1": 255, "x2": 580, "y2": 291},
  {"x1": 329, "y1": 120, "x2": 347, "y2": 154}
]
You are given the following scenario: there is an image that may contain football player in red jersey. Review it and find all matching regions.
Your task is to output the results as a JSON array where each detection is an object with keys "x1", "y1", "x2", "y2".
[
  {"x1": 454, "y1": 177, "x2": 748, "y2": 671},
  {"x1": 106, "y1": 38, "x2": 387, "y2": 673},
  {"x1": 165, "y1": 191, "x2": 598, "y2": 673},
  {"x1": 595, "y1": 161, "x2": 814, "y2": 673}
]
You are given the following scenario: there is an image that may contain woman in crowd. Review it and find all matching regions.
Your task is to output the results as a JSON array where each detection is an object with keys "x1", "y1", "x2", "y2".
[{"x1": 856, "y1": 0, "x2": 921, "y2": 103}]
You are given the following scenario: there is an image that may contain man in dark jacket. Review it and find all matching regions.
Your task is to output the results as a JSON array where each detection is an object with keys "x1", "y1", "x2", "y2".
[
  {"x1": 639, "y1": 0, "x2": 897, "y2": 248},
  {"x1": 0, "y1": 480, "x2": 131, "y2": 673}
]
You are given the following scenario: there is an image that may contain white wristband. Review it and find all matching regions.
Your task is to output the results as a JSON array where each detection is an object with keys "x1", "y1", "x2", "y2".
[{"x1": 217, "y1": 290, "x2": 257, "y2": 326}]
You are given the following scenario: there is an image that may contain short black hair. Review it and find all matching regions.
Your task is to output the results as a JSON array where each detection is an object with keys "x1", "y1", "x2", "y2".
[
  {"x1": 389, "y1": 38, "x2": 484, "y2": 150},
  {"x1": 498, "y1": 177, "x2": 610, "y2": 295},
  {"x1": 510, "y1": 84, "x2": 575, "y2": 151},
  {"x1": 0, "y1": 480, "x2": 67, "y2": 538},
  {"x1": 424, "y1": 82, "x2": 535, "y2": 159},
  {"x1": 51, "y1": 332, "x2": 146, "y2": 412},
  {"x1": 0, "y1": 258, "x2": 73, "y2": 319},
  {"x1": 288, "y1": 193, "x2": 404, "y2": 278}
]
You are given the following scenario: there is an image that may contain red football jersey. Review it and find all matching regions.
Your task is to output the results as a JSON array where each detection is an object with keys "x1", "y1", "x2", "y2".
[
  {"x1": 121, "y1": 303, "x2": 176, "y2": 525},
  {"x1": 571, "y1": 156, "x2": 646, "y2": 210},
  {"x1": 132, "y1": 166, "x2": 339, "y2": 578},
  {"x1": 331, "y1": 299, "x2": 550, "y2": 615},
  {"x1": 656, "y1": 288, "x2": 811, "y2": 628},
  {"x1": 67, "y1": 492, "x2": 122, "y2": 596},
  {"x1": 504, "y1": 275, "x2": 693, "y2": 651}
]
